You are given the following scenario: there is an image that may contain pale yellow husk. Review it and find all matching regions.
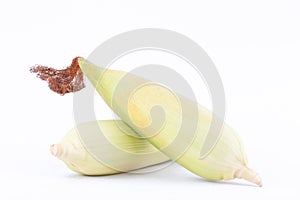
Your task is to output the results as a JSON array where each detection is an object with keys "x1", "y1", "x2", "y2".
[
  {"x1": 51, "y1": 120, "x2": 169, "y2": 175},
  {"x1": 78, "y1": 58, "x2": 262, "y2": 186}
]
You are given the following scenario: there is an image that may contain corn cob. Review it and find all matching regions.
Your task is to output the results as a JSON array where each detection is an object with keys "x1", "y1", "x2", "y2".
[
  {"x1": 50, "y1": 120, "x2": 169, "y2": 175},
  {"x1": 78, "y1": 58, "x2": 262, "y2": 186}
]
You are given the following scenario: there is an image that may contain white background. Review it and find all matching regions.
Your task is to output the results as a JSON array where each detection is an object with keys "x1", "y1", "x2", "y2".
[{"x1": 0, "y1": 0, "x2": 299, "y2": 199}]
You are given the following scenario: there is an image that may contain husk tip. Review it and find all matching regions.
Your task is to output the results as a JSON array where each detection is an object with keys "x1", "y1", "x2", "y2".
[
  {"x1": 50, "y1": 144, "x2": 60, "y2": 157},
  {"x1": 235, "y1": 166, "x2": 262, "y2": 187}
]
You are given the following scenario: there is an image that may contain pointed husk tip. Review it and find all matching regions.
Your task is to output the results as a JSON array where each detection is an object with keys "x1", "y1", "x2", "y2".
[
  {"x1": 50, "y1": 144, "x2": 62, "y2": 158},
  {"x1": 235, "y1": 166, "x2": 262, "y2": 187}
]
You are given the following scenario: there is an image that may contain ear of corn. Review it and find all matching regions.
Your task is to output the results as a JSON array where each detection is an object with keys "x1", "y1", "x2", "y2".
[
  {"x1": 78, "y1": 58, "x2": 262, "y2": 186},
  {"x1": 50, "y1": 120, "x2": 169, "y2": 175}
]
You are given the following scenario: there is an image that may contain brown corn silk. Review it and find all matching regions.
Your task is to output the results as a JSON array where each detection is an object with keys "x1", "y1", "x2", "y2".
[{"x1": 30, "y1": 57, "x2": 85, "y2": 95}]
